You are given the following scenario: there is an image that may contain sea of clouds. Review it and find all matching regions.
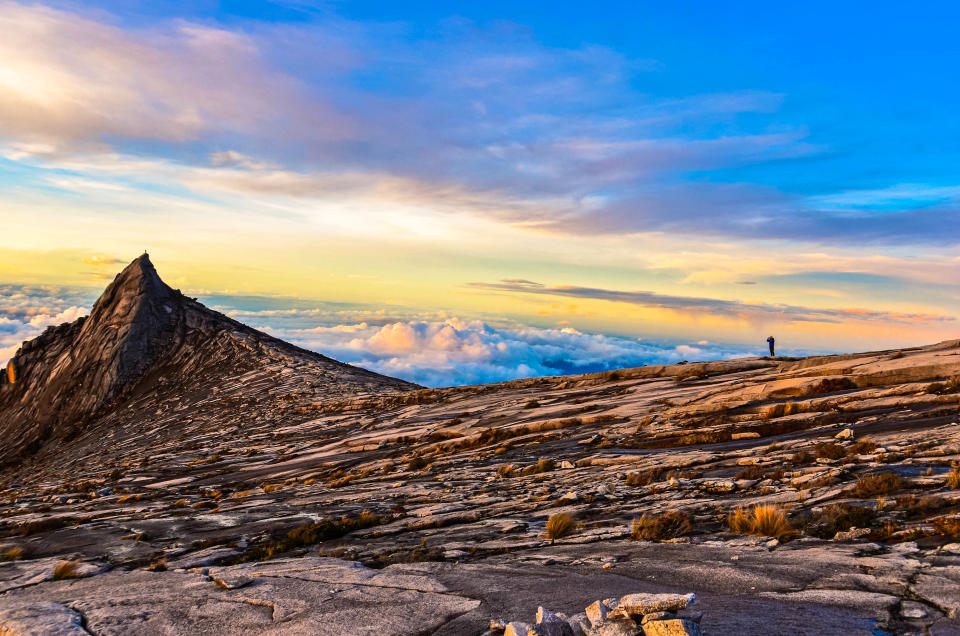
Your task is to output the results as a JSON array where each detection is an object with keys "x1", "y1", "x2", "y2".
[
  {"x1": 267, "y1": 317, "x2": 762, "y2": 386},
  {"x1": 0, "y1": 285, "x2": 773, "y2": 387}
]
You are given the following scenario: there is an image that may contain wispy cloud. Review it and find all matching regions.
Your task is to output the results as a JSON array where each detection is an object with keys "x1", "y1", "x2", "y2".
[{"x1": 466, "y1": 280, "x2": 956, "y2": 325}]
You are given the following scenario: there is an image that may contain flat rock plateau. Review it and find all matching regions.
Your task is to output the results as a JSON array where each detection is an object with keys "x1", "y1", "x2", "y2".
[{"x1": 0, "y1": 256, "x2": 959, "y2": 635}]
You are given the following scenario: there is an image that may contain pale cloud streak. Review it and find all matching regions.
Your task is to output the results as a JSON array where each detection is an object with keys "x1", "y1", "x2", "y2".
[{"x1": 466, "y1": 280, "x2": 957, "y2": 325}]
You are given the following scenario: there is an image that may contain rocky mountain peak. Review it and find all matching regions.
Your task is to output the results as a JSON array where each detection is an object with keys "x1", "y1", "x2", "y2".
[{"x1": 0, "y1": 255, "x2": 416, "y2": 465}]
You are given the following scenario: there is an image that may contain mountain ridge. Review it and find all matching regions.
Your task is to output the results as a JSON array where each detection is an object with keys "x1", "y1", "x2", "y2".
[{"x1": 0, "y1": 254, "x2": 418, "y2": 465}]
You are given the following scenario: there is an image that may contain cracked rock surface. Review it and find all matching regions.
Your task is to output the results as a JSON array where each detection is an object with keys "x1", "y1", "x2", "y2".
[{"x1": 0, "y1": 257, "x2": 959, "y2": 634}]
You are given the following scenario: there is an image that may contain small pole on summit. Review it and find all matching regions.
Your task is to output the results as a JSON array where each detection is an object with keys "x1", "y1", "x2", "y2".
[{"x1": 767, "y1": 336, "x2": 775, "y2": 357}]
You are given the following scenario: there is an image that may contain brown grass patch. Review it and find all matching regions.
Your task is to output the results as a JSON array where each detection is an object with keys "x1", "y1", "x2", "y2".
[
  {"x1": 848, "y1": 439, "x2": 878, "y2": 455},
  {"x1": 238, "y1": 512, "x2": 382, "y2": 563},
  {"x1": 631, "y1": 511, "x2": 693, "y2": 541},
  {"x1": 728, "y1": 505, "x2": 794, "y2": 541},
  {"x1": 804, "y1": 503, "x2": 877, "y2": 539},
  {"x1": 522, "y1": 459, "x2": 555, "y2": 476},
  {"x1": 625, "y1": 467, "x2": 665, "y2": 487},
  {"x1": 932, "y1": 516, "x2": 960, "y2": 540},
  {"x1": 52, "y1": 560, "x2": 79, "y2": 581},
  {"x1": 815, "y1": 443, "x2": 846, "y2": 460},
  {"x1": 735, "y1": 464, "x2": 768, "y2": 480},
  {"x1": 946, "y1": 464, "x2": 960, "y2": 490},
  {"x1": 545, "y1": 513, "x2": 575, "y2": 541},
  {"x1": 849, "y1": 473, "x2": 905, "y2": 498}
]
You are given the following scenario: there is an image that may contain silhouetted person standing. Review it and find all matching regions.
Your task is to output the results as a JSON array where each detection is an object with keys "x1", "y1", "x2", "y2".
[{"x1": 767, "y1": 336, "x2": 775, "y2": 357}]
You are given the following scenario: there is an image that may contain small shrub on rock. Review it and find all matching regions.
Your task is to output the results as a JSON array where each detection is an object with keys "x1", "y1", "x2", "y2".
[
  {"x1": 932, "y1": 516, "x2": 960, "y2": 540},
  {"x1": 804, "y1": 503, "x2": 877, "y2": 539},
  {"x1": 728, "y1": 505, "x2": 794, "y2": 541},
  {"x1": 946, "y1": 464, "x2": 960, "y2": 490},
  {"x1": 815, "y1": 443, "x2": 846, "y2": 460},
  {"x1": 545, "y1": 513, "x2": 575, "y2": 542},
  {"x1": 631, "y1": 511, "x2": 693, "y2": 541},
  {"x1": 850, "y1": 473, "x2": 905, "y2": 498},
  {"x1": 52, "y1": 560, "x2": 79, "y2": 581},
  {"x1": 625, "y1": 467, "x2": 664, "y2": 486}
]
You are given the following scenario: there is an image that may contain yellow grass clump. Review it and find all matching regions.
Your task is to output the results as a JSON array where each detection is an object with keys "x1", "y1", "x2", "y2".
[
  {"x1": 52, "y1": 560, "x2": 79, "y2": 581},
  {"x1": 545, "y1": 513, "x2": 575, "y2": 542},
  {"x1": 728, "y1": 505, "x2": 794, "y2": 541},
  {"x1": 947, "y1": 464, "x2": 960, "y2": 490},
  {"x1": 631, "y1": 511, "x2": 693, "y2": 541}
]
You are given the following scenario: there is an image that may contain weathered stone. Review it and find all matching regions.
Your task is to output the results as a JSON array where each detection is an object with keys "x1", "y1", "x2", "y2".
[
  {"x1": 835, "y1": 428, "x2": 855, "y2": 440},
  {"x1": 641, "y1": 618, "x2": 703, "y2": 636},
  {"x1": 900, "y1": 600, "x2": 928, "y2": 619},
  {"x1": 585, "y1": 600, "x2": 608, "y2": 625},
  {"x1": 566, "y1": 612, "x2": 591, "y2": 636},
  {"x1": 537, "y1": 606, "x2": 574, "y2": 636},
  {"x1": 505, "y1": 621, "x2": 538, "y2": 636},
  {"x1": 0, "y1": 601, "x2": 88, "y2": 636},
  {"x1": 834, "y1": 527, "x2": 871, "y2": 541},
  {"x1": 614, "y1": 593, "x2": 695, "y2": 617},
  {"x1": 213, "y1": 575, "x2": 252, "y2": 590},
  {"x1": 586, "y1": 616, "x2": 637, "y2": 636}
]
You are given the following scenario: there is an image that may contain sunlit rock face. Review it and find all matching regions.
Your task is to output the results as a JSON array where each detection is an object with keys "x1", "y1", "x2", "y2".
[
  {"x1": 0, "y1": 255, "x2": 417, "y2": 465},
  {"x1": 0, "y1": 257, "x2": 959, "y2": 635}
]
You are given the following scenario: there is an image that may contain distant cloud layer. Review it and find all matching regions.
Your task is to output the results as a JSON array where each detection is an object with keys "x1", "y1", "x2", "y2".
[
  {"x1": 266, "y1": 317, "x2": 764, "y2": 387},
  {"x1": 466, "y1": 280, "x2": 956, "y2": 325},
  {"x1": 0, "y1": 285, "x2": 96, "y2": 363}
]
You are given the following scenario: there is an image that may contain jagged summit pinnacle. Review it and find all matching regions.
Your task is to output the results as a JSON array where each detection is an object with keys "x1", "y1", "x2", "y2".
[{"x1": 0, "y1": 255, "x2": 417, "y2": 465}]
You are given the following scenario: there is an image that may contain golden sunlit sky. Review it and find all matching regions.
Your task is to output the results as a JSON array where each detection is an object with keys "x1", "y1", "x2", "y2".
[{"x1": 2, "y1": 1, "x2": 959, "y2": 385}]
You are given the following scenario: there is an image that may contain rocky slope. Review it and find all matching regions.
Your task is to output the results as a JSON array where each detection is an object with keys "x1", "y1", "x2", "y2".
[
  {"x1": 0, "y1": 261, "x2": 959, "y2": 634},
  {"x1": 0, "y1": 254, "x2": 417, "y2": 466}
]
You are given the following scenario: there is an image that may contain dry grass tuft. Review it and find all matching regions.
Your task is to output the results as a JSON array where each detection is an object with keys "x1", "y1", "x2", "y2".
[
  {"x1": 728, "y1": 505, "x2": 794, "y2": 541},
  {"x1": 804, "y1": 503, "x2": 877, "y2": 539},
  {"x1": 631, "y1": 511, "x2": 693, "y2": 541},
  {"x1": 946, "y1": 464, "x2": 960, "y2": 490},
  {"x1": 850, "y1": 473, "x2": 905, "y2": 498},
  {"x1": 932, "y1": 516, "x2": 960, "y2": 540},
  {"x1": 735, "y1": 464, "x2": 767, "y2": 481},
  {"x1": 52, "y1": 560, "x2": 79, "y2": 581},
  {"x1": 407, "y1": 455, "x2": 429, "y2": 471},
  {"x1": 625, "y1": 467, "x2": 665, "y2": 487},
  {"x1": 761, "y1": 402, "x2": 804, "y2": 420},
  {"x1": 0, "y1": 547, "x2": 23, "y2": 561},
  {"x1": 522, "y1": 459, "x2": 555, "y2": 476},
  {"x1": 848, "y1": 439, "x2": 878, "y2": 455},
  {"x1": 545, "y1": 513, "x2": 575, "y2": 541},
  {"x1": 815, "y1": 443, "x2": 846, "y2": 460}
]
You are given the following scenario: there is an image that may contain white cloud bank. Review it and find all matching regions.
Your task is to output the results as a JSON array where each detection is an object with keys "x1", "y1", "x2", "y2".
[
  {"x1": 264, "y1": 317, "x2": 766, "y2": 387},
  {"x1": 0, "y1": 285, "x2": 92, "y2": 363}
]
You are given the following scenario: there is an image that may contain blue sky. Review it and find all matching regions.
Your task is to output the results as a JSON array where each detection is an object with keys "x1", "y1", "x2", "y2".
[{"x1": 1, "y1": 1, "x2": 958, "y2": 385}]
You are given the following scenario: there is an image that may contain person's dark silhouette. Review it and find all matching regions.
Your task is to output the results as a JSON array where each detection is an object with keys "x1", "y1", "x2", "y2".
[{"x1": 767, "y1": 336, "x2": 775, "y2": 357}]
